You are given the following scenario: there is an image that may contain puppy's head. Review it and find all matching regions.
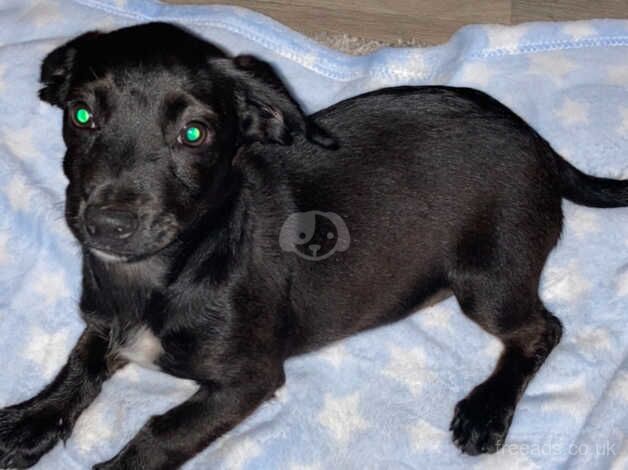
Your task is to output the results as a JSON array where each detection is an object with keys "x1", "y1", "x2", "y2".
[{"x1": 40, "y1": 22, "x2": 335, "y2": 262}]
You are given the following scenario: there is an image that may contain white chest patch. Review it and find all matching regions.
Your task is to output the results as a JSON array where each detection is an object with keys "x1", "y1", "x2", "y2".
[{"x1": 118, "y1": 327, "x2": 164, "y2": 370}]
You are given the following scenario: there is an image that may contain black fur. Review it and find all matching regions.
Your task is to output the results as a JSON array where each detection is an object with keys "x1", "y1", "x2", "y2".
[{"x1": 1, "y1": 22, "x2": 627, "y2": 469}]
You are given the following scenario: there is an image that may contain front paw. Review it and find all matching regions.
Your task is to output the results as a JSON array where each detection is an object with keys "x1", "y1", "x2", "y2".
[
  {"x1": 0, "y1": 406, "x2": 67, "y2": 468},
  {"x1": 450, "y1": 386, "x2": 514, "y2": 455}
]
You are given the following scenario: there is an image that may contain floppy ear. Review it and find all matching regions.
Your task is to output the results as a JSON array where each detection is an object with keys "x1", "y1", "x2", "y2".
[
  {"x1": 39, "y1": 31, "x2": 101, "y2": 107},
  {"x1": 217, "y1": 55, "x2": 338, "y2": 149}
]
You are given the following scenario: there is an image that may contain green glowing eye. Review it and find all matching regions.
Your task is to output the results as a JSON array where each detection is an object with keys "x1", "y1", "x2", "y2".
[
  {"x1": 71, "y1": 103, "x2": 93, "y2": 128},
  {"x1": 185, "y1": 126, "x2": 201, "y2": 143},
  {"x1": 180, "y1": 122, "x2": 208, "y2": 147},
  {"x1": 75, "y1": 108, "x2": 90, "y2": 124}
]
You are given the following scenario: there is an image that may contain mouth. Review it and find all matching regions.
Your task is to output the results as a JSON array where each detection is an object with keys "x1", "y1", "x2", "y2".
[
  {"x1": 84, "y1": 236, "x2": 175, "y2": 264},
  {"x1": 88, "y1": 247, "x2": 133, "y2": 263}
]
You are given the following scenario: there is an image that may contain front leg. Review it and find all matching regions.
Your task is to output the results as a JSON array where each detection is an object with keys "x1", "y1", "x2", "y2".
[
  {"x1": 0, "y1": 328, "x2": 116, "y2": 468},
  {"x1": 94, "y1": 368, "x2": 284, "y2": 470}
]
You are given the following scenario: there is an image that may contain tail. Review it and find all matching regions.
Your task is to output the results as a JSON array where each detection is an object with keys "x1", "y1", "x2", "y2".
[{"x1": 554, "y1": 152, "x2": 628, "y2": 208}]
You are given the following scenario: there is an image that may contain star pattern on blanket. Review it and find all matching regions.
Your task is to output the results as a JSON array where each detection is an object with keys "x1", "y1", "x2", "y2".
[
  {"x1": 72, "y1": 399, "x2": 115, "y2": 453},
  {"x1": 562, "y1": 22, "x2": 597, "y2": 41},
  {"x1": 220, "y1": 437, "x2": 262, "y2": 470},
  {"x1": 28, "y1": 1, "x2": 62, "y2": 29},
  {"x1": 607, "y1": 65, "x2": 628, "y2": 86},
  {"x1": 540, "y1": 373, "x2": 597, "y2": 419},
  {"x1": 480, "y1": 336, "x2": 504, "y2": 360},
  {"x1": 97, "y1": 16, "x2": 118, "y2": 32},
  {"x1": 318, "y1": 342, "x2": 348, "y2": 368},
  {"x1": 458, "y1": 62, "x2": 494, "y2": 87},
  {"x1": 4, "y1": 175, "x2": 33, "y2": 211},
  {"x1": 556, "y1": 98, "x2": 589, "y2": 126},
  {"x1": 565, "y1": 206, "x2": 601, "y2": 239},
  {"x1": 609, "y1": 370, "x2": 628, "y2": 403},
  {"x1": 116, "y1": 363, "x2": 143, "y2": 383},
  {"x1": 543, "y1": 261, "x2": 592, "y2": 304},
  {"x1": 382, "y1": 345, "x2": 433, "y2": 397},
  {"x1": 408, "y1": 419, "x2": 448, "y2": 452},
  {"x1": 415, "y1": 303, "x2": 455, "y2": 333},
  {"x1": 317, "y1": 392, "x2": 369, "y2": 445},
  {"x1": 616, "y1": 269, "x2": 628, "y2": 297},
  {"x1": 484, "y1": 25, "x2": 528, "y2": 51},
  {"x1": 32, "y1": 267, "x2": 70, "y2": 306},
  {"x1": 612, "y1": 444, "x2": 628, "y2": 470},
  {"x1": 22, "y1": 325, "x2": 71, "y2": 380},
  {"x1": 0, "y1": 232, "x2": 10, "y2": 266},
  {"x1": 570, "y1": 326, "x2": 614, "y2": 362},
  {"x1": 2, "y1": 127, "x2": 43, "y2": 161},
  {"x1": 383, "y1": 52, "x2": 428, "y2": 80},
  {"x1": 528, "y1": 54, "x2": 576, "y2": 84}
]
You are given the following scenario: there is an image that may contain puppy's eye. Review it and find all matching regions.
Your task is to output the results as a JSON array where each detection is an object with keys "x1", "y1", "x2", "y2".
[
  {"x1": 178, "y1": 122, "x2": 209, "y2": 147},
  {"x1": 70, "y1": 103, "x2": 95, "y2": 129}
]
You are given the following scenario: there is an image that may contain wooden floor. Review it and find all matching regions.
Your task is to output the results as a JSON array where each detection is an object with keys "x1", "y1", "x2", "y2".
[{"x1": 166, "y1": 0, "x2": 628, "y2": 44}]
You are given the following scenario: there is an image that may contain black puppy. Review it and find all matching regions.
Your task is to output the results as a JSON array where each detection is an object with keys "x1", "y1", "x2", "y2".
[{"x1": 0, "y1": 22, "x2": 626, "y2": 469}]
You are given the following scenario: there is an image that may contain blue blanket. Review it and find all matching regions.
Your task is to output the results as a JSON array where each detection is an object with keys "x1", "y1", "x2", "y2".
[{"x1": 0, "y1": 1, "x2": 627, "y2": 469}]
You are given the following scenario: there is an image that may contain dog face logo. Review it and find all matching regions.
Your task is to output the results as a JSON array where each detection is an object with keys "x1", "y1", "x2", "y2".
[{"x1": 279, "y1": 211, "x2": 350, "y2": 260}]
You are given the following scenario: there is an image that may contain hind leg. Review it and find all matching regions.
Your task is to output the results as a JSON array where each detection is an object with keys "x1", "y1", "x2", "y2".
[{"x1": 448, "y1": 270, "x2": 562, "y2": 455}]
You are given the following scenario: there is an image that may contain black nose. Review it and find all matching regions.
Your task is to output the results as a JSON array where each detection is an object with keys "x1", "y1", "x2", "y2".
[{"x1": 85, "y1": 205, "x2": 138, "y2": 240}]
